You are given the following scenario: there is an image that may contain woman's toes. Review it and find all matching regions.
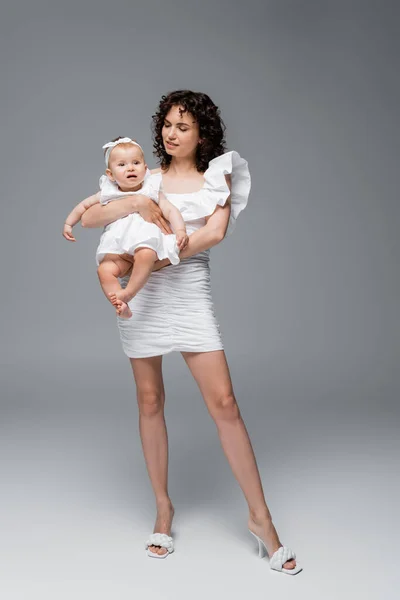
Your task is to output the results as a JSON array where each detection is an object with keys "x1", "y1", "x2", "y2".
[
  {"x1": 283, "y1": 559, "x2": 296, "y2": 569},
  {"x1": 148, "y1": 544, "x2": 167, "y2": 555}
]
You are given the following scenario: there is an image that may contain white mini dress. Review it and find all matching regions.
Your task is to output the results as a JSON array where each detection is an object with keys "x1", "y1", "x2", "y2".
[
  {"x1": 116, "y1": 150, "x2": 251, "y2": 358},
  {"x1": 95, "y1": 171, "x2": 180, "y2": 266}
]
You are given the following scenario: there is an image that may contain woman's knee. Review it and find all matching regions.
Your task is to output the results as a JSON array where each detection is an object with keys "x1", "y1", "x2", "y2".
[
  {"x1": 209, "y1": 392, "x2": 241, "y2": 422},
  {"x1": 137, "y1": 388, "x2": 164, "y2": 417}
]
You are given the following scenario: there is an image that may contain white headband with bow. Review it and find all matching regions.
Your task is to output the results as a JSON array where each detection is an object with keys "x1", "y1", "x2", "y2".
[{"x1": 102, "y1": 137, "x2": 143, "y2": 167}]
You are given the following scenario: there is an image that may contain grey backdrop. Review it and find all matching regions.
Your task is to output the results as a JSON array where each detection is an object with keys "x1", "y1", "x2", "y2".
[{"x1": 1, "y1": 1, "x2": 399, "y2": 598}]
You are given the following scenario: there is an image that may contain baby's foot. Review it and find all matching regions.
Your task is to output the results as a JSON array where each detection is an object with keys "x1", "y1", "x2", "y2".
[{"x1": 108, "y1": 293, "x2": 132, "y2": 319}]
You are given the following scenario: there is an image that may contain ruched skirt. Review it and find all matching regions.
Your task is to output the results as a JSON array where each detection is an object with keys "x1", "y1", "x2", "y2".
[{"x1": 117, "y1": 254, "x2": 224, "y2": 358}]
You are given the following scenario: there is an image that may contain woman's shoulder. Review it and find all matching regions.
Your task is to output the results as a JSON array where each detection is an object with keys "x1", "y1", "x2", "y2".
[
  {"x1": 203, "y1": 150, "x2": 251, "y2": 236},
  {"x1": 150, "y1": 167, "x2": 162, "y2": 174}
]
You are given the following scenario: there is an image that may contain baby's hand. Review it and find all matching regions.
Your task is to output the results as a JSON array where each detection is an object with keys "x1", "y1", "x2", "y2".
[
  {"x1": 176, "y1": 229, "x2": 189, "y2": 251},
  {"x1": 63, "y1": 223, "x2": 76, "y2": 242}
]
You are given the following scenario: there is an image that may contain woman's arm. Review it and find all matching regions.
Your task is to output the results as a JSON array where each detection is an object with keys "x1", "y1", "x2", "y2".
[
  {"x1": 152, "y1": 203, "x2": 231, "y2": 271},
  {"x1": 81, "y1": 194, "x2": 172, "y2": 233},
  {"x1": 153, "y1": 174, "x2": 232, "y2": 271},
  {"x1": 181, "y1": 203, "x2": 230, "y2": 257},
  {"x1": 180, "y1": 173, "x2": 231, "y2": 257},
  {"x1": 81, "y1": 195, "x2": 141, "y2": 228}
]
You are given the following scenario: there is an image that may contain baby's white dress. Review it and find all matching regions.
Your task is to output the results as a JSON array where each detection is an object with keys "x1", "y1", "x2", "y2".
[
  {"x1": 95, "y1": 170, "x2": 180, "y2": 266},
  {"x1": 116, "y1": 151, "x2": 251, "y2": 358}
]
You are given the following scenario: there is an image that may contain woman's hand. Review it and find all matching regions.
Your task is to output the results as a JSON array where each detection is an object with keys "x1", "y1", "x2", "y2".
[{"x1": 137, "y1": 195, "x2": 173, "y2": 234}]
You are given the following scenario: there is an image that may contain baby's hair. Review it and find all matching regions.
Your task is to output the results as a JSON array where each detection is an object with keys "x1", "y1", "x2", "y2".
[
  {"x1": 103, "y1": 136, "x2": 143, "y2": 157},
  {"x1": 104, "y1": 137, "x2": 145, "y2": 170}
]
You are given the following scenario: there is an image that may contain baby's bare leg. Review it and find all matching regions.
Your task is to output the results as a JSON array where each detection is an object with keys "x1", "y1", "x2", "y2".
[
  {"x1": 97, "y1": 254, "x2": 133, "y2": 318},
  {"x1": 116, "y1": 247, "x2": 158, "y2": 304}
]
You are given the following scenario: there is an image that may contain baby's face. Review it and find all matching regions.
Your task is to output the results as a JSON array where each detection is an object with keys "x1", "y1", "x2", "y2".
[{"x1": 106, "y1": 144, "x2": 147, "y2": 191}]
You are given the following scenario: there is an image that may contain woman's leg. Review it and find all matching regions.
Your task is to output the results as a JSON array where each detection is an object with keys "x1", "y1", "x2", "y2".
[
  {"x1": 130, "y1": 355, "x2": 174, "y2": 556},
  {"x1": 181, "y1": 350, "x2": 297, "y2": 570}
]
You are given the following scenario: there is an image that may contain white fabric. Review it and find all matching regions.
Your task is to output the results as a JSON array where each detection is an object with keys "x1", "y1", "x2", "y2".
[
  {"x1": 145, "y1": 533, "x2": 174, "y2": 553},
  {"x1": 99, "y1": 170, "x2": 154, "y2": 205},
  {"x1": 116, "y1": 150, "x2": 251, "y2": 358},
  {"x1": 270, "y1": 546, "x2": 297, "y2": 571},
  {"x1": 95, "y1": 172, "x2": 180, "y2": 266},
  {"x1": 149, "y1": 150, "x2": 251, "y2": 236},
  {"x1": 102, "y1": 137, "x2": 143, "y2": 167},
  {"x1": 249, "y1": 529, "x2": 302, "y2": 575}
]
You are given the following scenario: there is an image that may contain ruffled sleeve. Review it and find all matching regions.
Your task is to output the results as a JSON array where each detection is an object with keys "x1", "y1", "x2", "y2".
[
  {"x1": 141, "y1": 172, "x2": 161, "y2": 204},
  {"x1": 203, "y1": 150, "x2": 251, "y2": 236},
  {"x1": 167, "y1": 151, "x2": 251, "y2": 235},
  {"x1": 99, "y1": 175, "x2": 121, "y2": 205}
]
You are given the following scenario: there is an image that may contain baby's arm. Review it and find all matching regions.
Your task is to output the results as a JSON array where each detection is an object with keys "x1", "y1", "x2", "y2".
[
  {"x1": 62, "y1": 192, "x2": 101, "y2": 241},
  {"x1": 158, "y1": 192, "x2": 188, "y2": 250},
  {"x1": 153, "y1": 174, "x2": 232, "y2": 270}
]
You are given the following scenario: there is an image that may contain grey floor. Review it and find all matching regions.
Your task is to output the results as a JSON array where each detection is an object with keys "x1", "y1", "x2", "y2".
[{"x1": 1, "y1": 352, "x2": 398, "y2": 600}]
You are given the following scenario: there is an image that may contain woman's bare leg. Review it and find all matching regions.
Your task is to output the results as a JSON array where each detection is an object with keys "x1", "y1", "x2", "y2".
[
  {"x1": 130, "y1": 355, "x2": 174, "y2": 556},
  {"x1": 181, "y1": 350, "x2": 297, "y2": 570}
]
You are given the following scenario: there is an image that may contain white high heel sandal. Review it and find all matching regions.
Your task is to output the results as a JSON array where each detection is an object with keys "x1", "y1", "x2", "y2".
[
  {"x1": 248, "y1": 529, "x2": 303, "y2": 575},
  {"x1": 145, "y1": 533, "x2": 174, "y2": 559}
]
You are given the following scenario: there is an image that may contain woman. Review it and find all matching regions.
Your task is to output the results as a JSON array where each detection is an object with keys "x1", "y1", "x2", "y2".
[{"x1": 81, "y1": 90, "x2": 302, "y2": 574}]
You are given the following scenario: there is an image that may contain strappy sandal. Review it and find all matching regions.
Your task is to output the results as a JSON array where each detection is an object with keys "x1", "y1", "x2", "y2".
[
  {"x1": 145, "y1": 533, "x2": 174, "y2": 559},
  {"x1": 248, "y1": 529, "x2": 303, "y2": 575}
]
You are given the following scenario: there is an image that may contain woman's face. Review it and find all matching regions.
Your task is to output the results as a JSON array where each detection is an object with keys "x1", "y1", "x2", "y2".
[{"x1": 162, "y1": 105, "x2": 200, "y2": 160}]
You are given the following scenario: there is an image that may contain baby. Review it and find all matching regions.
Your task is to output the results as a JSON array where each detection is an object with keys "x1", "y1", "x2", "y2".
[{"x1": 63, "y1": 137, "x2": 188, "y2": 319}]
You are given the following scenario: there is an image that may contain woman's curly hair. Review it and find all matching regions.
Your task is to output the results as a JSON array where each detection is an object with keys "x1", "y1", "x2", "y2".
[{"x1": 152, "y1": 90, "x2": 227, "y2": 172}]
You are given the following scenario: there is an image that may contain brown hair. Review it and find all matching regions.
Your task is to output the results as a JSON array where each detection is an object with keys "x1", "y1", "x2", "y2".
[{"x1": 152, "y1": 90, "x2": 226, "y2": 172}]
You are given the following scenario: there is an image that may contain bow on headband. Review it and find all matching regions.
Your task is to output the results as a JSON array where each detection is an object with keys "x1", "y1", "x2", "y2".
[{"x1": 102, "y1": 137, "x2": 143, "y2": 167}]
